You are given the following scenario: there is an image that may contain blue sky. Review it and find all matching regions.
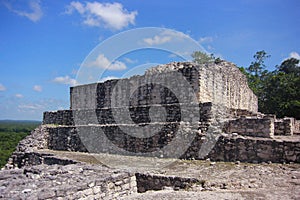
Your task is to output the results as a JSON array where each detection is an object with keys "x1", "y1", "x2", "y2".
[{"x1": 0, "y1": 0, "x2": 299, "y2": 120}]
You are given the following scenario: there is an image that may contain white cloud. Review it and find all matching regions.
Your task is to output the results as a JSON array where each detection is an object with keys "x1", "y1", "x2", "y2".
[
  {"x1": 99, "y1": 76, "x2": 119, "y2": 82},
  {"x1": 15, "y1": 94, "x2": 24, "y2": 98},
  {"x1": 144, "y1": 35, "x2": 172, "y2": 45},
  {"x1": 33, "y1": 85, "x2": 42, "y2": 92},
  {"x1": 66, "y1": 1, "x2": 137, "y2": 30},
  {"x1": 88, "y1": 54, "x2": 127, "y2": 70},
  {"x1": 4, "y1": 0, "x2": 43, "y2": 22},
  {"x1": 161, "y1": 30, "x2": 189, "y2": 39},
  {"x1": 0, "y1": 83, "x2": 6, "y2": 91},
  {"x1": 124, "y1": 57, "x2": 138, "y2": 64},
  {"x1": 52, "y1": 76, "x2": 77, "y2": 86},
  {"x1": 199, "y1": 36, "x2": 213, "y2": 44},
  {"x1": 18, "y1": 104, "x2": 43, "y2": 110},
  {"x1": 289, "y1": 52, "x2": 300, "y2": 60},
  {"x1": 143, "y1": 30, "x2": 189, "y2": 46}
]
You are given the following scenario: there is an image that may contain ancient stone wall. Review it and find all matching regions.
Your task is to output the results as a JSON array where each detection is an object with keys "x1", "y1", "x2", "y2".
[
  {"x1": 224, "y1": 117, "x2": 274, "y2": 138},
  {"x1": 40, "y1": 61, "x2": 300, "y2": 164},
  {"x1": 135, "y1": 173, "x2": 199, "y2": 193},
  {"x1": 295, "y1": 120, "x2": 300, "y2": 134},
  {"x1": 43, "y1": 110, "x2": 74, "y2": 125},
  {"x1": 70, "y1": 62, "x2": 258, "y2": 113},
  {"x1": 207, "y1": 134, "x2": 300, "y2": 163},
  {"x1": 70, "y1": 83, "x2": 98, "y2": 110},
  {"x1": 198, "y1": 62, "x2": 258, "y2": 113},
  {"x1": 275, "y1": 118, "x2": 294, "y2": 136},
  {"x1": 43, "y1": 103, "x2": 212, "y2": 126},
  {"x1": 37, "y1": 124, "x2": 300, "y2": 164}
]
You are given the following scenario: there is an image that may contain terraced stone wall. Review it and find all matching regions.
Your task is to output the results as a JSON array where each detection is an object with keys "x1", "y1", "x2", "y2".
[{"x1": 70, "y1": 62, "x2": 258, "y2": 113}]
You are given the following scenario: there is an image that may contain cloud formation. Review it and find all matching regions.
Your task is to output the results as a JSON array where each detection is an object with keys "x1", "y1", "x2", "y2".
[
  {"x1": 4, "y1": 0, "x2": 43, "y2": 22},
  {"x1": 290, "y1": 52, "x2": 300, "y2": 60},
  {"x1": 88, "y1": 54, "x2": 127, "y2": 70},
  {"x1": 144, "y1": 35, "x2": 171, "y2": 45},
  {"x1": 52, "y1": 76, "x2": 77, "y2": 86},
  {"x1": 143, "y1": 30, "x2": 189, "y2": 46},
  {"x1": 0, "y1": 83, "x2": 6, "y2": 91},
  {"x1": 66, "y1": 1, "x2": 137, "y2": 30},
  {"x1": 33, "y1": 85, "x2": 42, "y2": 92},
  {"x1": 18, "y1": 104, "x2": 43, "y2": 110},
  {"x1": 15, "y1": 94, "x2": 24, "y2": 98},
  {"x1": 199, "y1": 36, "x2": 213, "y2": 44},
  {"x1": 124, "y1": 57, "x2": 137, "y2": 64},
  {"x1": 99, "y1": 76, "x2": 119, "y2": 82}
]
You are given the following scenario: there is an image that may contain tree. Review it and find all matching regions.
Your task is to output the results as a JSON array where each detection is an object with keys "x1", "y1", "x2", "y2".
[
  {"x1": 248, "y1": 50, "x2": 270, "y2": 76},
  {"x1": 262, "y1": 69, "x2": 300, "y2": 119},
  {"x1": 277, "y1": 58, "x2": 300, "y2": 75},
  {"x1": 208, "y1": 50, "x2": 300, "y2": 119},
  {"x1": 242, "y1": 51, "x2": 300, "y2": 119},
  {"x1": 191, "y1": 51, "x2": 222, "y2": 64},
  {"x1": 243, "y1": 51, "x2": 271, "y2": 110}
]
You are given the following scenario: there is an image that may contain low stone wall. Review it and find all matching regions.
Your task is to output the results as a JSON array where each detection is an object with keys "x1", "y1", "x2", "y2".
[
  {"x1": 135, "y1": 173, "x2": 200, "y2": 193},
  {"x1": 207, "y1": 134, "x2": 300, "y2": 163},
  {"x1": 275, "y1": 118, "x2": 294, "y2": 136},
  {"x1": 295, "y1": 120, "x2": 300, "y2": 134},
  {"x1": 6, "y1": 151, "x2": 78, "y2": 169},
  {"x1": 43, "y1": 110, "x2": 74, "y2": 125},
  {"x1": 47, "y1": 126, "x2": 87, "y2": 152},
  {"x1": 224, "y1": 117, "x2": 274, "y2": 138}
]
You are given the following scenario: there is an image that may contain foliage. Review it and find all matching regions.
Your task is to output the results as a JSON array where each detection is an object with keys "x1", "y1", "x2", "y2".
[
  {"x1": 240, "y1": 51, "x2": 300, "y2": 119},
  {"x1": 0, "y1": 121, "x2": 40, "y2": 168},
  {"x1": 191, "y1": 51, "x2": 222, "y2": 64}
]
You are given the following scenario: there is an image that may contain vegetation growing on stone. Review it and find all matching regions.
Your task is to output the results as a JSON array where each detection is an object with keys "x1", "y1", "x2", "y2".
[{"x1": 191, "y1": 51, "x2": 222, "y2": 64}]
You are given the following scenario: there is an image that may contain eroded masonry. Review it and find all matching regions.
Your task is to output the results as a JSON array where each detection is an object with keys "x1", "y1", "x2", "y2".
[
  {"x1": 3, "y1": 60, "x2": 300, "y2": 199},
  {"x1": 40, "y1": 61, "x2": 300, "y2": 163}
]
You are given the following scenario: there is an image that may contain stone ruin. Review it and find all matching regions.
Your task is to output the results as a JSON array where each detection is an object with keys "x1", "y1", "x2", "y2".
[
  {"x1": 40, "y1": 60, "x2": 300, "y2": 163},
  {"x1": 1, "y1": 60, "x2": 300, "y2": 199}
]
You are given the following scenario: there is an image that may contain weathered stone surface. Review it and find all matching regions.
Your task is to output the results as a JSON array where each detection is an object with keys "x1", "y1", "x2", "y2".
[
  {"x1": 0, "y1": 164, "x2": 137, "y2": 199},
  {"x1": 225, "y1": 117, "x2": 275, "y2": 138},
  {"x1": 38, "y1": 61, "x2": 300, "y2": 164},
  {"x1": 3, "y1": 61, "x2": 300, "y2": 199},
  {"x1": 70, "y1": 61, "x2": 257, "y2": 112},
  {"x1": 275, "y1": 117, "x2": 294, "y2": 136}
]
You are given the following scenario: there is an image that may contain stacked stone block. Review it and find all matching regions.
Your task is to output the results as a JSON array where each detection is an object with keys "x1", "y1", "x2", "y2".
[
  {"x1": 225, "y1": 117, "x2": 275, "y2": 138},
  {"x1": 41, "y1": 61, "x2": 300, "y2": 163},
  {"x1": 275, "y1": 118, "x2": 294, "y2": 136}
]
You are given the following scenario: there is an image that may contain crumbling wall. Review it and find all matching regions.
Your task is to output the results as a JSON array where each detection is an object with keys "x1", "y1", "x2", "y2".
[
  {"x1": 207, "y1": 135, "x2": 300, "y2": 163},
  {"x1": 39, "y1": 61, "x2": 300, "y2": 164},
  {"x1": 295, "y1": 120, "x2": 300, "y2": 134},
  {"x1": 43, "y1": 103, "x2": 212, "y2": 126},
  {"x1": 275, "y1": 118, "x2": 294, "y2": 136},
  {"x1": 225, "y1": 117, "x2": 274, "y2": 138},
  {"x1": 198, "y1": 62, "x2": 257, "y2": 113},
  {"x1": 41, "y1": 124, "x2": 300, "y2": 164},
  {"x1": 135, "y1": 173, "x2": 199, "y2": 193},
  {"x1": 70, "y1": 62, "x2": 258, "y2": 113},
  {"x1": 43, "y1": 110, "x2": 74, "y2": 125}
]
